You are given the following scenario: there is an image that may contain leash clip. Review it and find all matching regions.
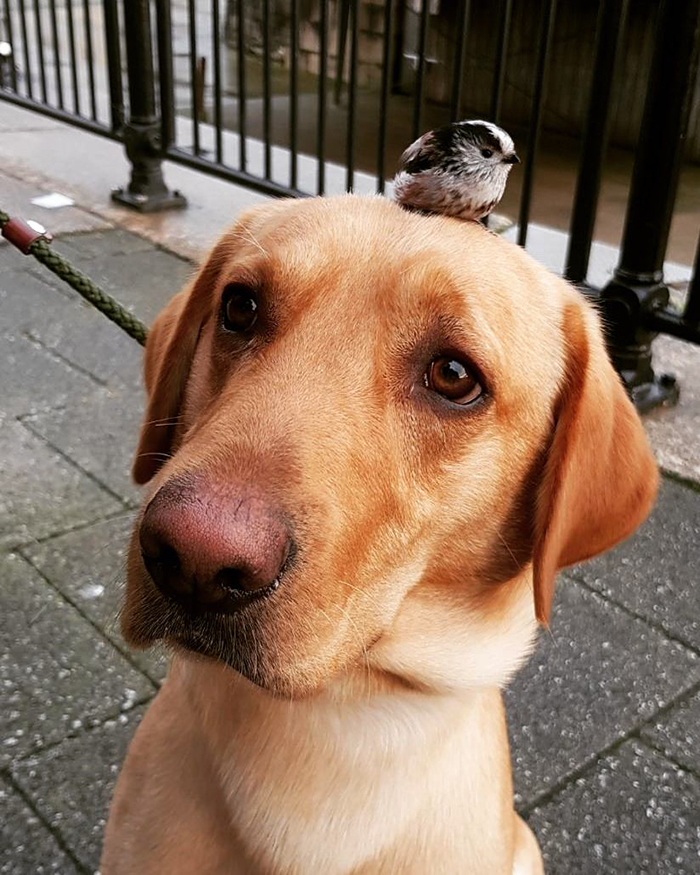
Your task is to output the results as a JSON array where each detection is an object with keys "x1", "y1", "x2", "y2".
[{"x1": 1, "y1": 217, "x2": 53, "y2": 254}]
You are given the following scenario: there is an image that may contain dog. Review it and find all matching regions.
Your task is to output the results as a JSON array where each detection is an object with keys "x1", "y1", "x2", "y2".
[{"x1": 101, "y1": 195, "x2": 657, "y2": 874}]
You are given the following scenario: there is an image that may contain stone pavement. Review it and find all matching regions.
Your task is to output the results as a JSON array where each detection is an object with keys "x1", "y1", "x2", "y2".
[{"x1": 1, "y1": 194, "x2": 700, "y2": 875}]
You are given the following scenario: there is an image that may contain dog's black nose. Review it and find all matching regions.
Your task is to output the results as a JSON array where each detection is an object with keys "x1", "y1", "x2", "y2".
[{"x1": 139, "y1": 475, "x2": 291, "y2": 613}]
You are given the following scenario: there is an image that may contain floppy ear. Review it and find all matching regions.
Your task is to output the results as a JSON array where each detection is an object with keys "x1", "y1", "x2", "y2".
[
  {"x1": 532, "y1": 300, "x2": 659, "y2": 622},
  {"x1": 131, "y1": 246, "x2": 226, "y2": 485}
]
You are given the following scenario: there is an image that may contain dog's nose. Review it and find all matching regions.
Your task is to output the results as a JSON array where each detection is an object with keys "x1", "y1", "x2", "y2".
[{"x1": 139, "y1": 476, "x2": 291, "y2": 613}]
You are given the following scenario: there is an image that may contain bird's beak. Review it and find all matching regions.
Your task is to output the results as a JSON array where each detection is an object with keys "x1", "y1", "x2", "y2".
[{"x1": 503, "y1": 153, "x2": 520, "y2": 165}]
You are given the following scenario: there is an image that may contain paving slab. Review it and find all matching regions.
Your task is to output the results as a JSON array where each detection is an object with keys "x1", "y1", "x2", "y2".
[
  {"x1": 506, "y1": 580, "x2": 700, "y2": 807},
  {"x1": 644, "y1": 335, "x2": 700, "y2": 484},
  {"x1": 21, "y1": 382, "x2": 144, "y2": 505},
  {"x1": 2, "y1": 226, "x2": 191, "y2": 333},
  {"x1": 1, "y1": 229, "x2": 190, "y2": 393},
  {"x1": 23, "y1": 514, "x2": 168, "y2": 682},
  {"x1": 0, "y1": 776, "x2": 79, "y2": 875},
  {"x1": 1, "y1": 258, "x2": 77, "y2": 326},
  {"x1": 1, "y1": 259, "x2": 143, "y2": 392},
  {"x1": 0, "y1": 168, "x2": 110, "y2": 241},
  {"x1": 11, "y1": 705, "x2": 147, "y2": 872},
  {"x1": 527, "y1": 740, "x2": 700, "y2": 875},
  {"x1": 0, "y1": 552, "x2": 154, "y2": 768},
  {"x1": 572, "y1": 477, "x2": 700, "y2": 651},
  {"x1": 0, "y1": 417, "x2": 121, "y2": 549},
  {"x1": 74, "y1": 247, "x2": 193, "y2": 326},
  {"x1": 0, "y1": 102, "x2": 64, "y2": 132},
  {"x1": 640, "y1": 689, "x2": 700, "y2": 776},
  {"x1": 21, "y1": 308, "x2": 144, "y2": 394},
  {"x1": 0, "y1": 321, "x2": 100, "y2": 420},
  {"x1": 54, "y1": 228, "x2": 157, "y2": 262}
]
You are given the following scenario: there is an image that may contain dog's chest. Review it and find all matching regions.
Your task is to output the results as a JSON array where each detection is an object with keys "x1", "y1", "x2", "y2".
[{"x1": 211, "y1": 691, "x2": 512, "y2": 874}]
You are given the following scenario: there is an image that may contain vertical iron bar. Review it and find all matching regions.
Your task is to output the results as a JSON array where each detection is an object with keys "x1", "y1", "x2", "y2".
[
  {"x1": 616, "y1": 9, "x2": 700, "y2": 279},
  {"x1": 212, "y1": 0, "x2": 223, "y2": 163},
  {"x1": 565, "y1": 0, "x2": 629, "y2": 284},
  {"x1": 450, "y1": 0, "x2": 469, "y2": 121},
  {"x1": 262, "y1": 0, "x2": 272, "y2": 178},
  {"x1": 684, "y1": 232, "x2": 700, "y2": 325},
  {"x1": 155, "y1": 0, "x2": 175, "y2": 149},
  {"x1": 334, "y1": 0, "x2": 349, "y2": 105},
  {"x1": 123, "y1": 0, "x2": 156, "y2": 120},
  {"x1": 236, "y1": 0, "x2": 246, "y2": 170},
  {"x1": 490, "y1": 0, "x2": 512, "y2": 123},
  {"x1": 103, "y1": 0, "x2": 124, "y2": 132},
  {"x1": 377, "y1": 0, "x2": 395, "y2": 193},
  {"x1": 31, "y1": 0, "x2": 48, "y2": 102},
  {"x1": 598, "y1": 0, "x2": 700, "y2": 411},
  {"x1": 187, "y1": 0, "x2": 200, "y2": 154},
  {"x1": 17, "y1": 0, "x2": 33, "y2": 99},
  {"x1": 412, "y1": 0, "x2": 429, "y2": 139},
  {"x1": 517, "y1": 0, "x2": 557, "y2": 247},
  {"x1": 112, "y1": 0, "x2": 186, "y2": 212},
  {"x1": 317, "y1": 0, "x2": 328, "y2": 194},
  {"x1": 392, "y1": 0, "x2": 405, "y2": 92},
  {"x1": 65, "y1": 0, "x2": 80, "y2": 113},
  {"x1": 289, "y1": 0, "x2": 298, "y2": 188},
  {"x1": 3, "y1": 0, "x2": 18, "y2": 91},
  {"x1": 48, "y1": 0, "x2": 64, "y2": 107},
  {"x1": 82, "y1": 0, "x2": 97, "y2": 119},
  {"x1": 345, "y1": 0, "x2": 357, "y2": 191}
]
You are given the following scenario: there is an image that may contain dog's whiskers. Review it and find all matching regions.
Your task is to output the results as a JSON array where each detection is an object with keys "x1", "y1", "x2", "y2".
[
  {"x1": 142, "y1": 415, "x2": 183, "y2": 427},
  {"x1": 496, "y1": 531, "x2": 519, "y2": 570},
  {"x1": 316, "y1": 603, "x2": 374, "y2": 701},
  {"x1": 231, "y1": 226, "x2": 269, "y2": 259},
  {"x1": 339, "y1": 578, "x2": 387, "y2": 614}
]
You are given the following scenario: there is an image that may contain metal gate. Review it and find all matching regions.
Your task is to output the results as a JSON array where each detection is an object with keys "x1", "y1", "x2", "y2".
[{"x1": 1, "y1": 0, "x2": 699, "y2": 411}]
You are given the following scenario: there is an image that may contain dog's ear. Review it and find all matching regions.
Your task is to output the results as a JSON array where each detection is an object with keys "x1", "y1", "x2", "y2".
[
  {"x1": 131, "y1": 245, "x2": 225, "y2": 485},
  {"x1": 532, "y1": 299, "x2": 658, "y2": 622}
]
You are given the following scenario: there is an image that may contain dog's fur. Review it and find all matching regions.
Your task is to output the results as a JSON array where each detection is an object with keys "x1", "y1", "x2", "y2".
[{"x1": 102, "y1": 196, "x2": 657, "y2": 874}]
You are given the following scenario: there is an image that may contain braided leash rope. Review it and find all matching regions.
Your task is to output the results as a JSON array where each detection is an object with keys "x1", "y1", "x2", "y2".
[{"x1": 0, "y1": 207, "x2": 148, "y2": 346}]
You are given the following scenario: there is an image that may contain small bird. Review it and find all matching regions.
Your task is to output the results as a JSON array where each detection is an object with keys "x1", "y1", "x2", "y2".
[{"x1": 393, "y1": 120, "x2": 519, "y2": 221}]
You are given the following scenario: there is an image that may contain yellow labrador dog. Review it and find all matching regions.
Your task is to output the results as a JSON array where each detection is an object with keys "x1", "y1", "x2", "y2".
[{"x1": 102, "y1": 196, "x2": 657, "y2": 874}]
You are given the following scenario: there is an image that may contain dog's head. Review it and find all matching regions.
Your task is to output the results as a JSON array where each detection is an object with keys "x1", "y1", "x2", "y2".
[{"x1": 123, "y1": 196, "x2": 657, "y2": 696}]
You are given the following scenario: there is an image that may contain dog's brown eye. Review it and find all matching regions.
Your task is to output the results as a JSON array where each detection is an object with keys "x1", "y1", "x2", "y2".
[
  {"x1": 426, "y1": 357, "x2": 482, "y2": 404},
  {"x1": 222, "y1": 286, "x2": 258, "y2": 332}
]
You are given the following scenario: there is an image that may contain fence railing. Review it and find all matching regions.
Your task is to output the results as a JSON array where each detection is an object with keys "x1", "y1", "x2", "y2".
[{"x1": 1, "y1": 0, "x2": 699, "y2": 412}]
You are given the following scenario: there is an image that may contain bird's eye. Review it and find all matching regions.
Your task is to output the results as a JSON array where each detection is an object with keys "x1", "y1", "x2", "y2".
[
  {"x1": 222, "y1": 284, "x2": 258, "y2": 332},
  {"x1": 425, "y1": 356, "x2": 483, "y2": 405},
  {"x1": 480, "y1": 148, "x2": 493, "y2": 158}
]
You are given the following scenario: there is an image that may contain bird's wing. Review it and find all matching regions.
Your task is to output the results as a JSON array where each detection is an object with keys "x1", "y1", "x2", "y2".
[{"x1": 397, "y1": 132, "x2": 437, "y2": 174}]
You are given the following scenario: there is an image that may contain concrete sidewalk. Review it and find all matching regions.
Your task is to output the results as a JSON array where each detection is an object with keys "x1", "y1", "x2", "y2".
[{"x1": 1, "y1": 129, "x2": 700, "y2": 872}]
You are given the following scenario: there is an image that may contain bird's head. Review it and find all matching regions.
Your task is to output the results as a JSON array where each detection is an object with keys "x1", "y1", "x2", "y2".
[
  {"x1": 399, "y1": 120, "x2": 519, "y2": 182},
  {"x1": 443, "y1": 121, "x2": 519, "y2": 178}
]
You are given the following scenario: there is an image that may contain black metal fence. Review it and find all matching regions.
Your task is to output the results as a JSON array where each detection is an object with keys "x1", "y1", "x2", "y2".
[{"x1": 1, "y1": 0, "x2": 699, "y2": 410}]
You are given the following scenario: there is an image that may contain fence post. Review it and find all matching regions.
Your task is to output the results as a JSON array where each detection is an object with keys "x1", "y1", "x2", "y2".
[
  {"x1": 564, "y1": 0, "x2": 628, "y2": 284},
  {"x1": 598, "y1": 0, "x2": 700, "y2": 412},
  {"x1": 111, "y1": 0, "x2": 186, "y2": 212}
]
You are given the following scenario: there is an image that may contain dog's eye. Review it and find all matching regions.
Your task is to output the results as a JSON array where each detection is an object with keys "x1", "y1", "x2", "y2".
[
  {"x1": 480, "y1": 148, "x2": 493, "y2": 158},
  {"x1": 425, "y1": 356, "x2": 482, "y2": 405},
  {"x1": 222, "y1": 285, "x2": 258, "y2": 332}
]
